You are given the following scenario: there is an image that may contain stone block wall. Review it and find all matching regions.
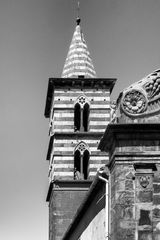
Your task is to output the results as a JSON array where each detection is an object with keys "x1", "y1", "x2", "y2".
[
  {"x1": 110, "y1": 163, "x2": 160, "y2": 240},
  {"x1": 63, "y1": 182, "x2": 106, "y2": 240},
  {"x1": 153, "y1": 165, "x2": 160, "y2": 240},
  {"x1": 99, "y1": 124, "x2": 160, "y2": 240},
  {"x1": 48, "y1": 182, "x2": 90, "y2": 240},
  {"x1": 110, "y1": 164, "x2": 135, "y2": 240}
]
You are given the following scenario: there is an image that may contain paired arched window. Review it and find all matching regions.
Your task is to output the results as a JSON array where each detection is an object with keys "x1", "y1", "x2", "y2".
[
  {"x1": 74, "y1": 142, "x2": 90, "y2": 180},
  {"x1": 74, "y1": 95, "x2": 90, "y2": 132}
]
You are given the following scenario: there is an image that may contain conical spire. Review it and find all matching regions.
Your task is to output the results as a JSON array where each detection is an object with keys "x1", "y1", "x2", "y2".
[{"x1": 61, "y1": 17, "x2": 97, "y2": 78}]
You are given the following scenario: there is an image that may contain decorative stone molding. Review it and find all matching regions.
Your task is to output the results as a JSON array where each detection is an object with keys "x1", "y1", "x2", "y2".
[
  {"x1": 78, "y1": 96, "x2": 86, "y2": 105},
  {"x1": 74, "y1": 141, "x2": 90, "y2": 155},
  {"x1": 75, "y1": 95, "x2": 90, "y2": 108},
  {"x1": 144, "y1": 70, "x2": 160, "y2": 99},
  {"x1": 116, "y1": 69, "x2": 160, "y2": 121},
  {"x1": 121, "y1": 89, "x2": 148, "y2": 116}
]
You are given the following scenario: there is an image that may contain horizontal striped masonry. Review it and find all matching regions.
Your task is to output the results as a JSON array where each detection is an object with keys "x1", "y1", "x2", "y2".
[
  {"x1": 54, "y1": 89, "x2": 111, "y2": 95},
  {"x1": 53, "y1": 138, "x2": 102, "y2": 145},
  {"x1": 54, "y1": 96, "x2": 110, "y2": 102},
  {"x1": 48, "y1": 154, "x2": 109, "y2": 180},
  {"x1": 53, "y1": 164, "x2": 106, "y2": 170},
  {"x1": 50, "y1": 171, "x2": 103, "y2": 179},
  {"x1": 50, "y1": 140, "x2": 108, "y2": 159},
  {"x1": 49, "y1": 155, "x2": 108, "y2": 162},
  {"x1": 48, "y1": 92, "x2": 111, "y2": 179},
  {"x1": 53, "y1": 90, "x2": 110, "y2": 102},
  {"x1": 47, "y1": 19, "x2": 114, "y2": 182},
  {"x1": 52, "y1": 116, "x2": 110, "y2": 133},
  {"x1": 53, "y1": 90, "x2": 110, "y2": 101},
  {"x1": 50, "y1": 89, "x2": 111, "y2": 133},
  {"x1": 52, "y1": 150, "x2": 105, "y2": 156},
  {"x1": 54, "y1": 103, "x2": 110, "y2": 108},
  {"x1": 53, "y1": 159, "x2": 107, "y2": 165},
  {"x1": 61, "y1": 22, "x2": 96, "y2": 78}
]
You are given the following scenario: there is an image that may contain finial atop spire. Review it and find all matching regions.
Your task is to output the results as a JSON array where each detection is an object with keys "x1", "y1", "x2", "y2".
[{"x1": 76, "y1": 1, "x2": 81, "y2": 25}]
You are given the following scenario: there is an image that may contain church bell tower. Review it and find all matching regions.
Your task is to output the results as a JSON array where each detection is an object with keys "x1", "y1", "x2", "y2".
[{"x1": 44, "y1": 16, "x2": 116, "y2": 240}]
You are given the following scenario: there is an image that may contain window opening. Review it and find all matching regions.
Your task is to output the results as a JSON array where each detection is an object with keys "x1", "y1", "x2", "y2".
[
  {"x1": 83, "y1": 103, "x2": 89, "y2": 132},
  {"x1": 74, "y1": 95, "x2": 90, "y2": 132},
  {"x1": 83, "y1": 150, "x2": 89, "y2": 179},
  {"x1": 74, "y1": 103, "x2": 81, "y2": 131},
  {"x1": 74, "y1": 150, "x2": 81, "y2": 173},
  {"x1": 74, "y1": 142, "x2": 90, "y2": 180}
]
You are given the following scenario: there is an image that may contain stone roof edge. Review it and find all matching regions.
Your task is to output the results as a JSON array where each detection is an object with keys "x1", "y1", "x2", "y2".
[
  {"x1": 46, "y1": 180, "x2": 92, "y2": 202},
  {"x1": 98, "y1": 123, "x2": 160, "y2": 152}
]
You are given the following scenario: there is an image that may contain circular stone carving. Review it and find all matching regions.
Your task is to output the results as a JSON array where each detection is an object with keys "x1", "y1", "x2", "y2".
[
  {"x1": 78, "y1": 96, "x2": 86, "y2": 105},
  {"x1": 121, "y1": 89, "x2": 148, "y2": 116},
  {"x1": 78, "y1": 143, "x2": 86, "y2": 153}
]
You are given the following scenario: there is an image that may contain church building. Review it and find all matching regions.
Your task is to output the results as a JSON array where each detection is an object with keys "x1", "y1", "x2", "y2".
[
  {"x1": 62, "y1": 70, "x2": 160, "y2": 240},
  {"x1": 44, "y1": 15, "x2": 116, "y2": 240},
  {"x1": 44, "y1": 10, "x2": 160, "y2": 240}
]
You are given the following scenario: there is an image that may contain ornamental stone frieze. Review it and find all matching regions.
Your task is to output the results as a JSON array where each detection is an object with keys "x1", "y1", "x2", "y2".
[{"x1": 112, "y1": 69, "x2": 160, "y2": 123}]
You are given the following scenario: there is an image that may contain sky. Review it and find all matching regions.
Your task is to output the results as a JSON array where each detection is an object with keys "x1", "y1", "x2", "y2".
[{"x1": 1, "y1": 0, "x2": 160, "y2": 239}]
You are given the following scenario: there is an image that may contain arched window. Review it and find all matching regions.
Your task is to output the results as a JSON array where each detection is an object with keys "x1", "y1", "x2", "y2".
[
  {"x1": 83, "y1": 103, "x2": 89, "y2": 132},
  {"x1": 74, "y1": 150, "x2": 81, "y2": 174},
  {"x1": 74, "y1": 103, "x2": 81, "y2": 131},
  {"x1": 74, "y1": 95, "x2": 90, "y2": 132},
  {"x1": 83, "y1": 150, "x2": 89, "y2": 179},
  {"x1": 74, "y1": 142, "x2": 90, "y2": 180}
]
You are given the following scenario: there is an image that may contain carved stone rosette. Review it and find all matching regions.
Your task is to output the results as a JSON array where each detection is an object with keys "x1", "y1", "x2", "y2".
[{"x1": 121, "y1": 89, "x2": 148, "y2": 117}]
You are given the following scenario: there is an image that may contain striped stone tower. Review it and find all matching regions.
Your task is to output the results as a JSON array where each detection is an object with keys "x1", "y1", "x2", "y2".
[{"x1": 44, "y1": 17, "x2": 116, "y2": 240}]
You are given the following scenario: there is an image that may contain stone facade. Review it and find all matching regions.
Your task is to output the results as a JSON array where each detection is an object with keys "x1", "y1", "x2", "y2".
[
  {"x1": 98, "y1": 69, "x2": 160, "y2": 240},
  {"x1": 47, "y1": 80, "x2": 112, "y2": 181},
  {"x1": 48, "y1": 181, "x2": 90, "y2": 240},
  {"x1": 44, "y1": 15, "x2": 116, "y2": 239},
  {"x1": 45, "y1": 77, "x2": 115, "y2": 182},
  {"x1": 45, "y1": 30, "x2": 160, "y2": 239},
  {"x1": 62, "y1": 172, "x2": 108, "y2": 240},
  {"x1": 99, "y1": 123, "x2": 160, "y2": 240},
  {"x1": 44, "y1": 16, "x2": 160, "y2": 240}
]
